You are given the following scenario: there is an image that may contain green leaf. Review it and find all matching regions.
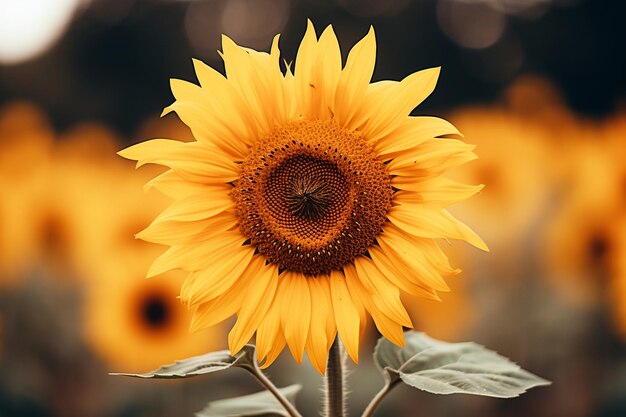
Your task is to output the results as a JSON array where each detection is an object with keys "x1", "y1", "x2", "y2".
[
  {"x1": 196, "y1": 384, "x2": 302, "y2": 417},
  {"x1": 374, "y1": 332, "x2": 551, "y2": 398},
  {"x1": 110, "y1": 345, "x2": 256, "y2": 379}
]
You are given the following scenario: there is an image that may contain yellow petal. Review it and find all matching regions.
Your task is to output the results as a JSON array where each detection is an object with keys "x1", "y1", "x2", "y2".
[
  {"x1": 259, "y1": 331, "x2": 286, "y2": 369},
  {"x1": 256, "y1": 298, "x2": 282, "y2": 363},
  {"x1": 418, "y1": 238, "x2": 460, "y2": 276},
  {"x1": 305, "y1": 277, "x2": 333, "y2": 374},
  {"x1": 152, "y1": 192, "x2": 233, "y2": 224},
  {"x1": 180, "y1": 245, "x2": 255, "y2": 305},
  {"x1": 334, "y1": 26, "x2": 376, "y2": 129},
  {"x1": 293, "y1": 20, "x2": 319, "y2": 118},
  {"x1": 393, "y1": 177, "x2": 484, "y2": 207},
  {"x1": 137, "y1": 210, "x2": 237, "y2": 246},
  {"x1": 189, "y1": 267, "x2": 253, "y2": 331},
  {"x1": 376, "y1": 226, "x2": 450, "y2": 292},
  {"x1": 387, "y1": 205, "x2": 488, "y2": 251},
  {"x1": 167, "y1": 78, "x2": 252, "y2": 158},
  {"x1": 374, "y1": 116, "x2": 461, "y2": 157},
  {"x1": 313, "y1": 25, "x2": 342, "y2": 119},
  {"x1": 344, "y1": 263, "x2": 405, "y2": 347},
  {"x1": 192, "y1": 58, "x2": 258, "y2": 140},
  {"x1": 353, "y1": 257, "x2": 412, "y2": 327},
  {"x1": 279, "y1": 271, "x2": 311, "y2": 364},
  {"x1": 368, "y1": 245, "x2": 440, "y2": 300},
  {"x1": 221, "y1": 37, "x2": 274, "y2": 133},
  {"x1": 144, "y1": 170, "x2": 229, "y2": 199},
  {"x1": 388, "y1": 138, "x2": 477, "y2": 177},
  {"x1": 228, "y1": 259, "x2": 279, "y2": 354},
  {"x1": 264, "y1": 34, "x2": 295, "y2": 126},
  {"x1": 329, "y1": 270, "x2": 361, "y2": 363},
  {"x1": 146, "y1": 233, "x2": 247, "y2": 277},
  {"x1": 362, "y1": 67, "x2": 441, "y2": 142},
  {"x1": 119, "y1": 138, "x2": 240, "y2": 183}
]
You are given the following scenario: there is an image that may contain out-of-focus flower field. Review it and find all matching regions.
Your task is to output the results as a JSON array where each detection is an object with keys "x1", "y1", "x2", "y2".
[
  {"x1": 1, "y1": 1, "x2": 625, "y2": 417},
  {"x1": 2, "y1": 76, "x2": 626, "y2": 417}
]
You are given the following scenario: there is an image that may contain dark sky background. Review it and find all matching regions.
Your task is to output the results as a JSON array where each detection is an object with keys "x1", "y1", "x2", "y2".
[{"x1": 0, "y1": 0, "x2": 624, "y2": 139}]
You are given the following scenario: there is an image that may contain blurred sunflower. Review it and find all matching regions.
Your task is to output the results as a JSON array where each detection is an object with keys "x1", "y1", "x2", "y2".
[
  {"x1": 609, "y1": 217, "x2": 626, "y2": 340},
  {"x1": 602, "y1": 111, "x2": 626, "y2": 198},
  {"x1": 47, "y1": 123, "x2": 169, "y2": 278},
  {"x1": 447, "y1": 107, "x2": 553, "y2": 253},
  {"x1": 0, "y1": 102, "x2": 54, "y2": 283},
  {"x1": 540, "y1": 138, "x2": 624, "y2": 306},
  {"x1": 83, "y1": 247, "x2": 223, "y2": 373},
  {"x1": 120, "y1": 22, "x2": 487, "y2": 373}
]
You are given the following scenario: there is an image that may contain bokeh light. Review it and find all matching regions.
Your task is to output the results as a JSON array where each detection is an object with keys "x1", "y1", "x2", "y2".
[
  {"x1": 0, "y1": 0, "x2": 84, "y2": 64},
  {"x1": 437, "y1": 0, "x2": 506, "y2": 49}
]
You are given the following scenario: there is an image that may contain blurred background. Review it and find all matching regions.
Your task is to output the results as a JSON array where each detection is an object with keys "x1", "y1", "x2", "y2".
[{"x1": 0, "y1": 0, "x2": 625, "y2": 416}]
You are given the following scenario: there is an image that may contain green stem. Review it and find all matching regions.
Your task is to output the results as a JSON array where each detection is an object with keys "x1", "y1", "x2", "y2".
[
  {"x1": 325, "y1": 338, "x2": 346, "y2": 417},
  {"x1": 244, "y1": 366, "x2": 304, "y2": 417},
  {"x1": 360, "y1": 380, "x2": 400, "y2": 417}
]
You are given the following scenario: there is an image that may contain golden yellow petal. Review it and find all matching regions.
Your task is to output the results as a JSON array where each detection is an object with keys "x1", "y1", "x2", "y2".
[
  {"x1": 144, "y1": 170, "x2": 226, "y2": 200},
  {"x1": 388, "y1": 138, "x2": 477, "y2": 177},
  {"x1": 228, "y1": 259, "x2": 279, "y2": 354},
  {"x1": 138, "y1": 210, "x2": 237, "y2": 246},
  {"x1": 385, "y1": 225, "x2": 460, "y2": 276},
  {"x1": 220, "y1": 36, "x2": 277, "y2": 135},
  {"x1": 344, "y1": 263, "x2": 405, "y2": 347},
  {"x1": 152, "y1": 192, "x2": 233, "y2": 224},
  {"x1": 368, "y1": 245, "x2": 441, "y2": 300},
  {"x1": 119, "y1": 138, "x2": 240, "y2": 183},
  {"x1": 362, "y1": 67, "x2": 441, "y2": 142},
  {"x1": 148, "y1": 232, "x2": 246, "y2": 277},
  {"x1": 293, "y1": 20, "x2": 320, "y2": 119},
  {"x1": 164, "y1": 86, "x2": 250, "y2": 160},
  {"x1": 189, "y1": 267, "x2": 253, "y2": 332},
  {"x1": 334, "y1": 26, "x2": 376, "y2": 129},
  {"x1": 374, "y1": 116, "x2": 461, "y2": 157},
  {"x1": 193, "y1": 59, "x2": 258, "y2": 140},
  {"x1": 311, "y1": 25, "x2": 342, "y2": 120},
  {"x1": 264, "y1": 34, "x2": 296, "y2": 126},
  {"x1": 418, "y1": 238, "x2": 460, "y2": 276},
  {"x1": 305, "y1": 277, "x2": 333, "y2": 374},
  {"x1": 387, "y1": 205, "x2": 488, "y2": 251},
  {"x1": 393, "y1": 177, "x2": 484, "y2": 207},
  {"x1": 354, "y1": 257, "x2": 412, "y2": 327},
  {"x1": 180, "y1": 245, "x2": 255, "y2": 305},
  {"x1": 256, "y1": 297, "x2": 282, "y2": 363},
  {"x1": 329, "y1": 270, "x2": 361, "y2": 363},
  {"x1": 259, "y1": 331, "x2": 287, "y2": 369},
  {"x1": 377, "y1": 227, "x2": 450, "y2": 292},
  {"x1": 279, "y1": 271, "x2": 311, "y2": 364}
]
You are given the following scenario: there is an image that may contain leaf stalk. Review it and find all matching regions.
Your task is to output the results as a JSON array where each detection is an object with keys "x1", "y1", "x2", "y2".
[{"x1": 244, "y1": 365, "x2": 304, "y2": 417}]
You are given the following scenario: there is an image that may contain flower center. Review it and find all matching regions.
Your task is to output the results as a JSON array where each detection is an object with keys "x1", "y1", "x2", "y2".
[
  {"x1": 285, "y1": 164, "x2": 334, "y2": 221},
  {"x1": 232, "y1": 120, "x2": 393, "y2": 275}
]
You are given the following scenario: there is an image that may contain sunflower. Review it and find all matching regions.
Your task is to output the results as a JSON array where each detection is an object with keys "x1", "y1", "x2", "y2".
[
  {"x1": 0, "y1": 102, "x2": 54, "y2": 284},
  {"x1": 120, "y1": 22, "x2": 487, "y2": 374},
  {"x1": 446, "y1": 106, "x2": 552, "y2": 250},
  {"x1": 83, "y1": 247, "x2": 224, "y2": 373},
  {"x1": 48, "y1": 123, "x2": 170, "y2": 278},
  {"x1": 540, "y1": 123, "x2": 625, "y2": 307}
]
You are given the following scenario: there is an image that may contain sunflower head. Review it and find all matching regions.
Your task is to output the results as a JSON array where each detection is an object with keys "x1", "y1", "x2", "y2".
[
  {"x1": 120, "y1": 21, "x2": 487, "y2": 374},
  {"x1": 231, "y1": 119, "x2": 394, "y2": 275}
]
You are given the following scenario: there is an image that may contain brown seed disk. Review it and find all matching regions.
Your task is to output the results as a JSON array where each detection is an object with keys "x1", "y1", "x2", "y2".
[{"x1": 231, "y1": 120, "x2": 392, "y2": 276}]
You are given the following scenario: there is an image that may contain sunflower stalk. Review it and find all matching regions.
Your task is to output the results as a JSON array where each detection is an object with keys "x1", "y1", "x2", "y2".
[{"x1": 324, "y1": 338, "x2": 347, "y2": 417}]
